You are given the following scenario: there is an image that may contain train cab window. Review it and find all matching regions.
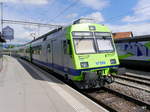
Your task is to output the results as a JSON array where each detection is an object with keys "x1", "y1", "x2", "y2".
[
  {"x1": 94, "y1": 32, "x2": 111, "y2": 37},
  {"x1": 96, "y1": 38, "x2": 114, "y2": 52},
  {"x1": 74, "y1": 38, "x2": 96, "y2": 54},
  {"x1": 47, "y1": 44, "x2": 51, "y2": 53},
  {"x1": 72, "y1": 31, "x2": 96, "y2": 54}
]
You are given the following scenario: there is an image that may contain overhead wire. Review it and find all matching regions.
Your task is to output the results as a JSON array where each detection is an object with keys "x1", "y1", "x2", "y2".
[
  {"x1": 50, "y1": 0, "x2": 79, "y2": 22},
  {"x1": 50, "y1": 1, "x2": 150, "y2": 24}
]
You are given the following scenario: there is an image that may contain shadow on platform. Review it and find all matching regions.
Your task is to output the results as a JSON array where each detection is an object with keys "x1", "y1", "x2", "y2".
[{"x1": 17, "y1": 58, "x2": 64, "y2": 85}]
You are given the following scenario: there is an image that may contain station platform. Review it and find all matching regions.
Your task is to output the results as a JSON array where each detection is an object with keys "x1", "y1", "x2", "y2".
[{"x1": 0, "y1": 56, "x2": 108, "y2": 112}]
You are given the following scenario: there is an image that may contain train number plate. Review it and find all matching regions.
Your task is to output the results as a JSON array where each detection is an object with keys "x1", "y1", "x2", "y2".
[{"x1": 96, "y1": 61, "x2": 106, "y2": 65}]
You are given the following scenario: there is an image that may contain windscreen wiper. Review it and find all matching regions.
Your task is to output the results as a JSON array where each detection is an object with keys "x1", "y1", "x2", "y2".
[{"x1": 76, "y1": 36, "x2": 85, "y2": 46}]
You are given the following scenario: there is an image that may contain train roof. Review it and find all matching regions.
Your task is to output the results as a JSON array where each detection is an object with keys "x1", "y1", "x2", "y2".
[
  {"x1": 115, "y1": 35, "x2": 150, "y2": 43},
  {"x1": 22, "y1": 18, "x2": 109, "y2": 46},
  {"x1": 26, "y1": 18, "x2": 106, "y2": 44},
  {"x1": 29, "y1": 27, "x2": 63, "y2": 43}
]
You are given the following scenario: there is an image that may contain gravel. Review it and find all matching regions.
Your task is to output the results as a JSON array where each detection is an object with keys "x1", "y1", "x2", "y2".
[
  {"x1": 115, "y1": 78, "x2": 150, "y2": 92},
  {"x1": 106, "y1": 82, "x2": 150, "y2": 104}
]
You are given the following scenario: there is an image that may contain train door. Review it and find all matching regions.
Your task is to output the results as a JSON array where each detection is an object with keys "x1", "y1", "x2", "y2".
[
  {"x1": 62, "y1": 40, "x2": 68, "y2": 67},
  {"x1": 51, "y1": 39, "x2": 57, "y2": 70},
  {"x1": 46, "y1": 43, "x2": 52, "y2": 63},
  {"x1": 30, "y1": 46, "x2": 33, "y2": 62}
]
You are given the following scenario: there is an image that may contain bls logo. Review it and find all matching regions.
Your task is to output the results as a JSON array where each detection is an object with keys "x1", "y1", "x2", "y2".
[{"x1": 96, "y1": 61, "x2": 106, "y2": 65}]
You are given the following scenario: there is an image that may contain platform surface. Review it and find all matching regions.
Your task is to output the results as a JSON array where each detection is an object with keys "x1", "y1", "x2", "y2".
[{"x1": 0, "y1": 56, "x2": 108, "y2": 112}]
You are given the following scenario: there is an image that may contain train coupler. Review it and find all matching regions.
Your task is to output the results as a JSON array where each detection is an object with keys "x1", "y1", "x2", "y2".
[{"x1": 104, "y1": 76, "x2": 114, "y2": 84}]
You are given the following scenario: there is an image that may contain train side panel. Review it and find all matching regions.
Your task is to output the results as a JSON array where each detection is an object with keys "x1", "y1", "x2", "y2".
[{"x1": 31, "y1": 29, "x2": 75, "y2": 79}]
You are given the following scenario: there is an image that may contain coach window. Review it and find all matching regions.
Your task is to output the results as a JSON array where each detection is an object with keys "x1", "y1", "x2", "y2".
[
  {"x1": 27, "y1": 48, "x2": 30, "y2": 53},
  {"x1": 39, "y1": 46, "x2": 42, "y2": 55},
  {"x1": 33, "y1": 48, "x2": 36, "y2": 54},
  {"x1": 47, "y1": 44, "x2": 51, "y2": 53}
]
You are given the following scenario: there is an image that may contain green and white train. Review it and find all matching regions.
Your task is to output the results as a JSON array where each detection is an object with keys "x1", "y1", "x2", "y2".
[{"x1": 14, "y1": 18, "x2": 119, "y2": 89}]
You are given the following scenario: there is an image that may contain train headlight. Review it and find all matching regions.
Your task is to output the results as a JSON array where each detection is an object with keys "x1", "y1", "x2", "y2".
[
  {"x1": 110, "y1": 59, "x2": 116, "y2": 64},
  {"x1": 89, "y1": 26, "x2": 96, "y2": 30},
  {"x1": 80, "y1": 62, "x2": 89, "y2": 68}
]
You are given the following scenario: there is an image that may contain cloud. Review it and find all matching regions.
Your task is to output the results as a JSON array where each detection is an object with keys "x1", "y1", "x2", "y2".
[
  {"x1": 122, "y1": 0, "x2": 150, "y2": 22},
  {"x1": 4, "y1": 12, "x2": 104, "y2": 44},
  {"x1": 0, "y1": 0, "x2": 49, "y2": 4},
  {"x1": 65, "y1": 13, "x2": 78, "y2": 19},
  {"x1": 108, "y1": 22, "x2": 150, "y2": 36},
  {"x1": 2, "y1": 0, "x2": 108, "y2": 44},
  {"x1": 122, "y1": 16, "x2": 148, "y2": 22},
  {"x1": 79, "y1": 0, "x2": 109, "y2": 10},
  {"x1": 85, "y1": 12, "x2": 104, "y2": 23}
]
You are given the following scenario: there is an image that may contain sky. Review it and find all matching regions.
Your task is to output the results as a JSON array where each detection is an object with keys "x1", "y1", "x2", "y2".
[{"x1": 1, "y1": 0, "x2": 150, "y2": 44}]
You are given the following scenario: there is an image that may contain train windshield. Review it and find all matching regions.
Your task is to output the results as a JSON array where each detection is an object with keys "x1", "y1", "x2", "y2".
[
  {"x1": 95, "y1": 32, "x2": 114, "y2": 52},
  {"x1": 96, "y1": 38, "x2": 114, "y2": 52},
  {"x1": 72, "y1": 31, "x2": 114, "y2": 54},
  {"x1": 74, "y1": 38, "x2": 96, "y2": 54}
]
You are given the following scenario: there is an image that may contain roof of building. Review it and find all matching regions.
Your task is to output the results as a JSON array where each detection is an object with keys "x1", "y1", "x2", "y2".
[
  {"x1": 112, "y1": 32, "x2": 133, "y2": 39},
  {"x1": 115, "y1": 35, "x2": 150, "y2": 43}
]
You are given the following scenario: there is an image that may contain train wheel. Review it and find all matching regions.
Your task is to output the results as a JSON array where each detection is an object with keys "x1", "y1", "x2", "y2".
[{"x1": 64, "y1": 74, "x2": 68, "y2": 80}]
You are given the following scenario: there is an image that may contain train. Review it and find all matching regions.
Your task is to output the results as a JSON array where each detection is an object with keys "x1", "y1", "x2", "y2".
[
  {"x1": 115, "y1": 35, "x2": 150, "y2": 69},
  {"x1": 12, "y1": 18, "x2": 120, "y2": 89}
]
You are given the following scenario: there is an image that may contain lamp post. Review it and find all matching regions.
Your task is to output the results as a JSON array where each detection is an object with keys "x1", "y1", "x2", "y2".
[
  {"x1": 0, "y1": 2, "x2": 3, "y2": 70},
  {"x1": 1, "y1": 2, "x2": 3, "y2": 34}
]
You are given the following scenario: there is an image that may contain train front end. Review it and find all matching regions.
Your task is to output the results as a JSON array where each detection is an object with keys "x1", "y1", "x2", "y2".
[{"x1": 66, "y1": 19, "x2": 119, "y2": 89}]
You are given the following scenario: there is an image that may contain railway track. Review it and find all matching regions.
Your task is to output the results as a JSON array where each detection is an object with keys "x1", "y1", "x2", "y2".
[
  {"x1": 114, "y1": 81, "x2": 150, "y2": 93},
  {"x1": 113, "y1": 73, "x2": 150, "y2": 86},
  {"x1": 84, "y1": 87, "x2": 150, "y2": 112},
  {"x1": 124, "y1": 72, "x2": 150, "y2": 81}
]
